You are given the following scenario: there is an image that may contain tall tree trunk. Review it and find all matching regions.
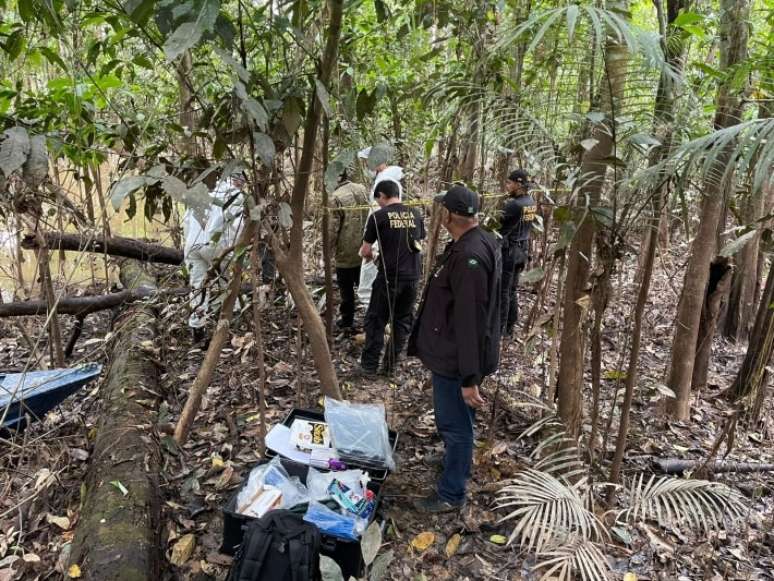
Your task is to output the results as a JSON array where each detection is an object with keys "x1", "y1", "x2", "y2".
[
  {"x1": 722, "y1": 97, "x2": 774, "y2": 341},
  {"x1": 668, "y1": 0, "x2": 750, "y2": 419},
  {"x1": 722, "y1": 207, "x2": 763, "y2": 342},
  {"x1": 439, "y1": 114, "x2": 460, "y2": 187},
  {"x1": 608, "y1": 196, "x2": 659, "y2": 486},
  {"x1": 691, "y1": 258, "x2": 733, "y2": 390},
  {"x1": 508, "y1": 0, "x2": 531, "y2": 96},
  {"x1": 588, "y1": 231, "x2": 615, "y2": 461},
  {"x1": 13, "y1": 218, "x2": 28, "y2": 298},
  {"x1": 731, "y1": 260, "x2": 774, "y2": 420},
  {"x1": 273, "y1": 0, "x2": 344, "y2": 401},
  {"x1": 250, "y1": 232, "x2": 268, "y2": 457},
  {"x1": 556, "y1": 1, "x2": 629, "y2": 437},
  {"x1": 91, "y1": 164, "x2": 113, "y2": 290},
  {"x1": 427, "y1": 114, "x2": 460, "y2": 277},
  {"x1": 458, "y1": 7, "x2": 489, "y2": 183},
  {"x1": 177, "y1": 50, "x2": 195, "y2": 157},
  {"x1": 459, "y1": 105, "x2": 479, "y2": 182},
  {"x1": 422, "y1": 201, "x2": 444, "y2": 287},
  {"x1": 321, "y1": 118, "x2": 333, "y2": 343},
  {"x1": 389, "y1": 95, "x2": 404, "y2": 166},
  {"x1": 35, "y1": 233, "x2": 65, "y2": 367},
  {"x1": 603, "y1": 0, "x2": 692, "y2": 466},
  {"x1": 546, "y1": 254, "x2": 566, "y2": 404}
]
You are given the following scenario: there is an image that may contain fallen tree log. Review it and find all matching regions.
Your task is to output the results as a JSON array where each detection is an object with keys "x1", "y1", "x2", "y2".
[
  {"x1": 21, "y1": 231, "x2": 183, "y2": 265},
  {"x1": 0, "y1": 285, "x2": 253, "y2": 317},
  {"x1": 0, "y1": 288, "x2": 162, "y2": 317},
  {"x1": 653, "y1": 457, "x2": 774, "y2": 475},
  {"x1": 69, "y1": 261, "x2": 163, "y2": 581}
]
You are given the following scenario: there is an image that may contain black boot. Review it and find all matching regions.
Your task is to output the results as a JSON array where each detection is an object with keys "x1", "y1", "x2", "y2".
[
  {"x1": 192, "y1": 326, "x2": 206, "y2": 344},
  {"x1": 336, "y1": 317, "x2": 355, "y2": 329}
]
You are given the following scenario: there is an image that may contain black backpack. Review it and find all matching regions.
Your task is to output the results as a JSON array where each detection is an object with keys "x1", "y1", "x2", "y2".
[{"x1": 228, "y1": 510, "x2": 321, "y2": 581}]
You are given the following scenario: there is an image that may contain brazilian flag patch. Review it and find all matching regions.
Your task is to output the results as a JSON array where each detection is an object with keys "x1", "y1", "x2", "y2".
[{"x1": 467, "y1": 258, "x2": 480, "y2": 269}]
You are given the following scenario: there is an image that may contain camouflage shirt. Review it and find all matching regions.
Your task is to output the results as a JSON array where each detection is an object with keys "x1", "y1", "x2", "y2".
[{"x1": 330, "y1": 182, "x2": 370, "y2": 268}]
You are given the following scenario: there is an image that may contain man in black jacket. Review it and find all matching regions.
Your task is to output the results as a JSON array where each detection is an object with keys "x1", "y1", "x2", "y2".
[
  {"x1": 500, "y1": 169, "x2": 537, "y2": 335},
  {"x1": 408, "y1": 185, "x2": 501, "y2": 513}
]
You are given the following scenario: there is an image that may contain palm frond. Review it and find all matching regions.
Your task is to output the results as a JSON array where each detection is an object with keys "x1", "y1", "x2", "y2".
[
  {"x1": 514, "y1": 413, "x2": 589, "y2": 483},
  {"x1": 534, "y1": 446, "x2": 589, "y2": 482},
  {"x1": 494, "y1": 5, "x2": 674, "y2": 82},
  {"x1": 534, "y1": 536, "x2": 611, "y2": 581},
  {"x1": 425, "y1": 80, "x2": 563, "y2": 170},
  {"x1": 631, "y1": 118, "x2": 774, "y2": 195},
  {"x1": 495, "y1": 469, "x2": 606, "y2": 552},
  {"x1": 617, "y1": 474, "x2": 747, "y2": 533},
  {"x1": 498, "y1": 388, "x2": 553, "y2": 419}
]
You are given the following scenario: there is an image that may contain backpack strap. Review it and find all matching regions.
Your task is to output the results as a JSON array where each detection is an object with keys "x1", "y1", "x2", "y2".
[
  {"x1": 275, "y1": 512, "x2": 320, "y2": 581},
  {"x1": 235, "y1": 519, "x2": 274, "y2": 581},
  {"x1": 287, "y1": 535, "x2": 305, "y2": 581},
  {"x1": 304, "y1": 524, "x2": 321, "y2": 579}
]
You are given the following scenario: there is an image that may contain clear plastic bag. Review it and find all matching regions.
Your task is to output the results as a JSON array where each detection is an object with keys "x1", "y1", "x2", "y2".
[
  {"x1": 236, "y1": 457, "x2": 309, "y2": 517},
  {"x1": 306, "y1": 466, "x2": 369, "y2": 502},
  {"x1": 273, "y1": 474, "x2": 308, "y2": 509},
  {"x1": 324, "y1": 397, "x2": 395, "y2": 471},
  {"x1": 303, "y1": 501, "x2": 365, "y2": 541},
  {"x1": 357, "y1": 259, "x2": 378, "y2": 307},
  {"x1": 236, "y1": 463, "x2": 271, "y2": 514}
]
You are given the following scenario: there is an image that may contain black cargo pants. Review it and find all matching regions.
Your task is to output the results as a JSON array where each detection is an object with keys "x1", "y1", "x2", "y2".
[
  {"x1": 361, "y1": 274, "x2": 418, "y2": 371},
  {"x1": 500, "y1": 242, "x2": 528, "y2": 335}
]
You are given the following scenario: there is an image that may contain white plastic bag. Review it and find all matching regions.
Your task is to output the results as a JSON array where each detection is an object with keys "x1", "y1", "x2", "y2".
[
  {"x1": 306, "y1": 467, "x2": 369, "y2": 502},
  {"x1": 357, "y1": 259, "x2": 378, "y2": 307}
]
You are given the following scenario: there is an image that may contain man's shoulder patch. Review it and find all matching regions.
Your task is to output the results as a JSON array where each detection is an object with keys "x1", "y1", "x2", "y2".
[{"x1": 467, "y1": 257, "x2": 480, "y2": 269}]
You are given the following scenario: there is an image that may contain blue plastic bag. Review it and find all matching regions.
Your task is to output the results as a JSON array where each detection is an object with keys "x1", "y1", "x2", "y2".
[{"x1": 303, "y1": 502, "x2": 364, "y2": 541}]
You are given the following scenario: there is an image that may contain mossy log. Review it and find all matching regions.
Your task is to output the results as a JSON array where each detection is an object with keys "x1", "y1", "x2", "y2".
[{"x1": 69, "y1": 261, "x2": 163, "y2": 581}]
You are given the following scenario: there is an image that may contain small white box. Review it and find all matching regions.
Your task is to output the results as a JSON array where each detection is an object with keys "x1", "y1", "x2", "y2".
[
  {"x1": 289, "y1": 419, "x2": 331, "y2": 451},
  {"x1": 238, "y1": 486, "x2": 283, "y2": 518}
]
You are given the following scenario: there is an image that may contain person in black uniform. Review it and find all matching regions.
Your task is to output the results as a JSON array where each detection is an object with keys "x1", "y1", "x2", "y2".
[
  {"x1": 500, "y1": 169, "x2": 537, "y2": 335},
  {"x1": 408, "y1": 185, "x2": 501, "y2": 513},
  {"x1": 359, "y1": 179, "x2": 425, "y2": 376}
]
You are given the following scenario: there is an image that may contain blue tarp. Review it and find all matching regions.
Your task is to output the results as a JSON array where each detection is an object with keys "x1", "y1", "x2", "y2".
[{"x1": 0, "y1": 363, "x2": 102, "y2": 430}]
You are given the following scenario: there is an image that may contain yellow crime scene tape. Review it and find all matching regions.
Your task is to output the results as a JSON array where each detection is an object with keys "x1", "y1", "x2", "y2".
[{"x1": 320, "y1": 190, "x2": 566, "y2": 213}]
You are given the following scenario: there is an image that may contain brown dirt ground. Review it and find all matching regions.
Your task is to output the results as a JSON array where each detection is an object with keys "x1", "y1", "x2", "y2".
[{"x1": 2, "y1": 240, "x2": 774, "y2": 580}]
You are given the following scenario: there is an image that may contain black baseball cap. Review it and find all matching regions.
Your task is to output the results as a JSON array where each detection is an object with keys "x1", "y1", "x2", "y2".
[
  {"x1": 434, "y1": 185, "x2": 479, "y2": 216},
  {"x1": 508, "y1": 169, "x2": 529, "y2": 184}
]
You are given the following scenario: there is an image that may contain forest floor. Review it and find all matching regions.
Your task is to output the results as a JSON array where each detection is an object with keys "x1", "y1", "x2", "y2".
[{"x1": 2, "y1": 240, "x2": 774, "y2": 581}]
